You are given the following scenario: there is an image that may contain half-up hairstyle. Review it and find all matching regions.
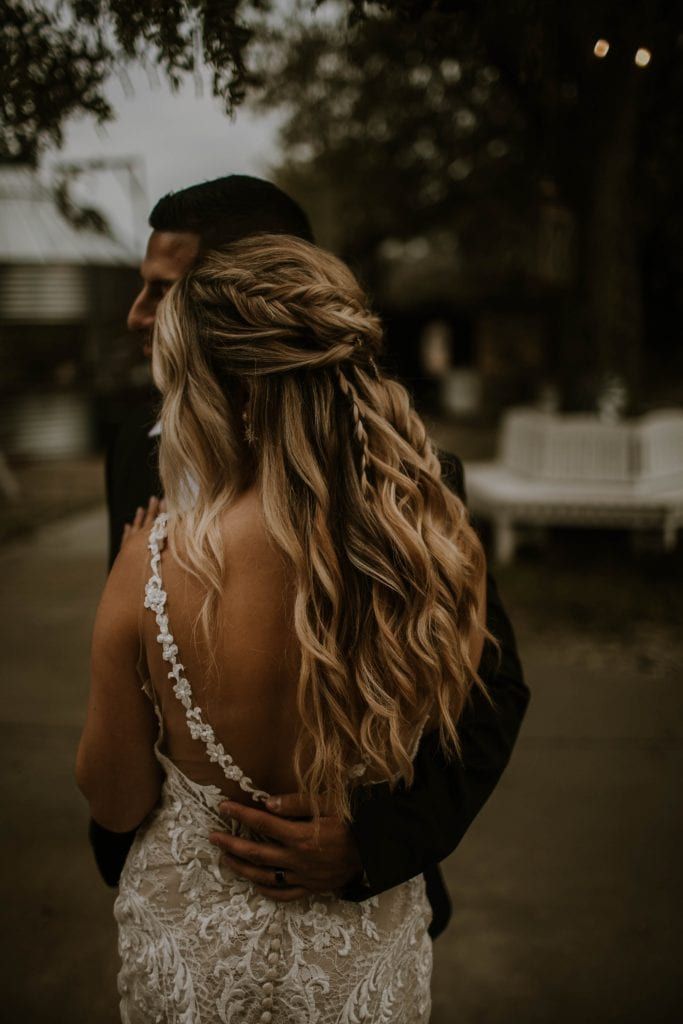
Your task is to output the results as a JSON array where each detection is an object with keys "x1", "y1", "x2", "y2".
[{"x1": 152, "y1": 233, "x2": 497, "y2": 825}]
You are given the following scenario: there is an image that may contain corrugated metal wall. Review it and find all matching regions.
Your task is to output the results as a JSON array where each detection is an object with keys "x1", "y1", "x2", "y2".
[
  {"x1": 1, "y1": 392, "x2": 94, "y2": 459},
  {"x1": 0, "y1": 264, "x2": 88, "y2": 322}
]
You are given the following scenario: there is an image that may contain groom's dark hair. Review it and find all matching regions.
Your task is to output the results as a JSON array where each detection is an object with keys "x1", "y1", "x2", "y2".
[{"x1": 149, "y1": 174, "x2": 315, "y2": 250}]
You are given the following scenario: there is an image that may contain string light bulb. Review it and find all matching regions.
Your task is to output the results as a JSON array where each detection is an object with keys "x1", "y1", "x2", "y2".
[
  {"x1": 593, "y1": 39, "x2": 610, "y2": 58},
  {"x1": 634, "y1": 47, "x2": 652, "y2": 67}
]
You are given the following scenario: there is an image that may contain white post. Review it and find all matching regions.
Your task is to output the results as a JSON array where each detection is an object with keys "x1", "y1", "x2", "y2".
[{"x1": 495, "y1": 515, "x2": 516, "y2": 565}]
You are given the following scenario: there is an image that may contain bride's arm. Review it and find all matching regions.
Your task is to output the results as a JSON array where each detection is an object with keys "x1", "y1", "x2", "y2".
[{"x1": 76, "y1": 530, "x2": 163, "y2": 833}]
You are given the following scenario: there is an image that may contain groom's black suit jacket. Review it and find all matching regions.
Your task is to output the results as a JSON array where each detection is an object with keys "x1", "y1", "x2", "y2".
[{"x1": 94, "y1": 399, "x2": 530, "y2": 941}]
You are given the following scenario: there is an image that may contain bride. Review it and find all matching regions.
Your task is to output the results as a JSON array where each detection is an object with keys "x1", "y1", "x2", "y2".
[{"x1": 76, "y1": 234, "x2": 491, "y2": 1023}]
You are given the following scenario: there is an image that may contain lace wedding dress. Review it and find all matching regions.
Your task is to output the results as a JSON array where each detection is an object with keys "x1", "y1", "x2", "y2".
[{"x1": 114, "y1": 514, "x2": 433, "y2": 1023}]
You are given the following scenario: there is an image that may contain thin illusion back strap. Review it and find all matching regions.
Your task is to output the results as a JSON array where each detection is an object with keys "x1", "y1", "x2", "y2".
[{"x1": 143, "y1": 513, "x2": 272, "y2": 803}]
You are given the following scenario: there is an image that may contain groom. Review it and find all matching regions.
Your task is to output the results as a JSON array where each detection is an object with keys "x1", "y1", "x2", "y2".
[{"x1": 96, "y1": 174, "x2": 530, "y2": 940}]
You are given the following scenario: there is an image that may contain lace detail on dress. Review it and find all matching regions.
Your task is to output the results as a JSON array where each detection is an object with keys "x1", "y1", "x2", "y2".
[
  {"x1": 114, "y1": 513, "x2": 433, "y2": 1023},
  {"x1": 144, "y1": 513, "x2": 272, "y2": 803}
]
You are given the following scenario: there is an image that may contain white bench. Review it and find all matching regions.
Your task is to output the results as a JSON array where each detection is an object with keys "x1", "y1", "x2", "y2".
[{"x1": 464, "y1": 408, "x2": 683, "y2": 564}]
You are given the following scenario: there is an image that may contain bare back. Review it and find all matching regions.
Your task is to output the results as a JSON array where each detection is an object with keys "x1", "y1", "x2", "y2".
[
  {"x1": 116, "y1": 500, "x2": 434, "y2": 1024},
  {"x1": 141, "y1": 488, "x2": 305, "y2": 804}
]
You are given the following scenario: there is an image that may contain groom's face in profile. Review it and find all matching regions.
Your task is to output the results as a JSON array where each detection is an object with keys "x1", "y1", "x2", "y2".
[{"x1": 127, "y1": 230, "x2": 200, "y2": 357}]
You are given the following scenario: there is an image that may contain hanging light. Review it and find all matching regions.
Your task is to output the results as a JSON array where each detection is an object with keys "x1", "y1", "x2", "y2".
[
  {"x1": 593, "y1": 39, "x2": 610, "y2": 58},
  {"x1": 634, "y1": 47, "x2": 652, "y2": 67}
]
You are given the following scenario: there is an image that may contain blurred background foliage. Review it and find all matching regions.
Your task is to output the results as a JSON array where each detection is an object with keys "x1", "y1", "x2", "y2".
[
  {"x1": 256, "y1": 0, "x2": 683, "y2": 412},
  {"x1": 0, "y1": 0, "x2": 270, "y2": 161},
  {"x1": 1, "y1": 0, "x2": 682, "y2": 416}
]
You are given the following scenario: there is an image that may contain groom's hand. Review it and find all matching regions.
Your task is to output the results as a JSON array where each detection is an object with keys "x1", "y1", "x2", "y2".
[
  {"x1": 121, "y1": 495, "x2": 166, "y2": 547},
  {"x1": 209, "y1": 794, "x2": 364, "y2": 902}
]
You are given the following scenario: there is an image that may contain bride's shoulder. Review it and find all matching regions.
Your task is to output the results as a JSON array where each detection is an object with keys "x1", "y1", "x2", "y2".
[
  {"x1": 106, "y1": 526, "x2": 155, "y2": 603},
  {"x1": 92, "y1": 527, "x2": 152, "y2": 657}
]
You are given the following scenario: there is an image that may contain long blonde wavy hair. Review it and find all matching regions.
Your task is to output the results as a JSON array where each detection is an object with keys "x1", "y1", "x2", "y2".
[{"x1": 152, "y1": 233, "x2": 496, "y2": 823}]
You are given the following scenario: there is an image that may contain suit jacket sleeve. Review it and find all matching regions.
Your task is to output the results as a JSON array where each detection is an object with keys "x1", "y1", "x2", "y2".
[
  {"x1": 342, "y1": 449, "x2": 530, "y2": 900},
  {"x1": 91, "y1": 405, "x2": 162, "y2": 887},
  {"x1": 105, "y1": 401, "x2": 161, "y2": 570}
]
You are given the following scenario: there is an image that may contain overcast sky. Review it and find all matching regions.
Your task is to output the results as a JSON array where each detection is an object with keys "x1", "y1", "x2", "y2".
[{"x1": 44, "y1": 65, "x2": 285, "y2": 256}]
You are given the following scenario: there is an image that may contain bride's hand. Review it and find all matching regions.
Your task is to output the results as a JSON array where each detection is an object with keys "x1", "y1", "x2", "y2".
[
  {"x1": 209, "y1": 794, "x2": 365, "y2": 902},
  {"x1": 121, "y1": 495, "x2": 166, "y2": 547}
]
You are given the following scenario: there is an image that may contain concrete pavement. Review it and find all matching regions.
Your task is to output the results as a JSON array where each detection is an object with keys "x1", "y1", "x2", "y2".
[{"x1": 1, "y1": 506, "x2": 680, "y2": 1022}]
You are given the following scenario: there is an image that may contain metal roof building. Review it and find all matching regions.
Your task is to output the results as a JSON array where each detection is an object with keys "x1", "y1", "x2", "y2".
[
  {"x1": 0, "y1": 166, "x2": 141, "y2": 459},
  {"x1": 0, "y1": 166, "x2": 137, "y2": 324},
  {"x1": 0, "y1": 165, "x2": 136, "y2": 265}
]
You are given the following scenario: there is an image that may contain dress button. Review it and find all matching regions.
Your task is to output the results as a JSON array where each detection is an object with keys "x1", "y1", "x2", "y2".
[
  {"x1": 260, "y1": 1013, "x2": 273, "y2": 1023},
  {"x1": 269, "y1": 938, "x2": 281, "y2": 951},
  {"x1": 261, "y1": 996, "x2": 273, "y2": 1009},
  {"x1": 265, "y1": 966, "x2": 278, "y2": 980},
  {"x1": 267, "y1": 951, "x2": 278, "y2": 964},
  {"x1": 262, "y1": 981, "x2": 274, "y2": 995},
  {"x1": 267, "y1": 922, "x2": 280, "y2": 935}
]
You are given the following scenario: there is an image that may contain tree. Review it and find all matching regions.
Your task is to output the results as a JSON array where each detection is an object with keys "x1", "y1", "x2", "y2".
[
  {"x1": 3, "y1": 0, "x2": 681, "y2": 408},
  {"x1": 261, "y1": 0, "x2": 683, "y2": 410},
  {"x1": 0, "y1": 0, "x2": 272, "y2": 163},
  {"x1": 257, "y1": 8, "x2": 530, "y2": 284}
]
